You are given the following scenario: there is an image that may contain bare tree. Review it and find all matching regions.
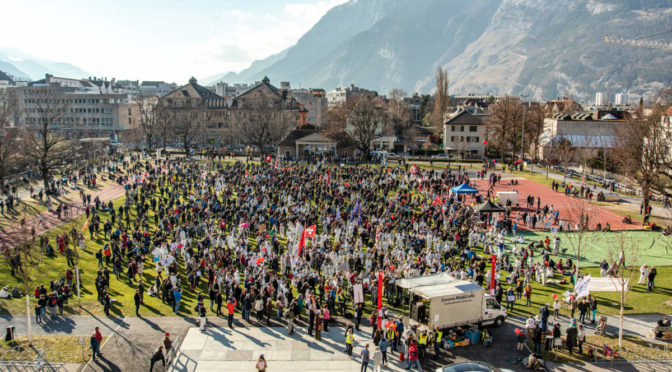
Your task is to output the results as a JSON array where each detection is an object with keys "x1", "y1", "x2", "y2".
[
  {"x1": 0, "y1": 89, "x2": 23, "y2": 186},
  {"x1": 524, "y1": 103, "x2": 547, "y2": 161},
  {"x1": 554, "y1": 137, "x2": 575, "y2": 183},
  {"x1": 614, "y1": 105, "x2": 672, "y2": 218},
  {"x1": 25, "y1": 87, "x2": 69, "y2": 192},
  {"x1": 172, "y1": 110, "x2": 201, "y2": 156},
  {"x1": 346, "y1": 96, "x2": 385, "y2": 159},
  {"x1": 155, "y1": 106, "x2": 172, "y2": 151},
  {"x1": 237, "y1": 98, "x2": 293, "y2": 154},
  {"x1": 489, "y1": 98, "x2": 524, "y2": 162},
  {"x1": 431, "y1": 68, "x2": 449, "y2": 133},
  {"x1": 387, "y1": 89, "x2": 412, "y2": 136},
  {"x1": 608, "y1": 233, "x2": 640, "y2": 349},
  {"x1": 2, "y1": 240, "x2": 42, "y2": 342},
  {"x1": 136, "y1": 95, "x2": 158, "y2": 151}
]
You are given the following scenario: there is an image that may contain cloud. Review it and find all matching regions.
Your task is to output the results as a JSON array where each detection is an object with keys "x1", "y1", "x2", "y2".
[{"x1": 193, "y1": 0, "x2": 349, "y2": 77}]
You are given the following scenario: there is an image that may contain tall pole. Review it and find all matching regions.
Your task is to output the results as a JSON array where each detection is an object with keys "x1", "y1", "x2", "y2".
[{"x1": 520, "y1": 95, "x2": 528, "y2": 167}]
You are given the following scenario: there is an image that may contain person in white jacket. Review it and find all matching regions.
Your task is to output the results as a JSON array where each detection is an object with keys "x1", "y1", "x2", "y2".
[
  {"x1": 372, "y1": 346, "x2": 383, "y2": 372},
  {"x1": 639, "y1": 264, "x2": 649, "y2": 285}
]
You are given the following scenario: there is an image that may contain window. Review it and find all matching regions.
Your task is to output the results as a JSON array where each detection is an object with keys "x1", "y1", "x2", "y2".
[
  {"x1": 487, "y1": 299, "x2": 500, "y2": 309},
  {"x1": 451, "y1": 126, "x2": 456, "y2": 132},
  {"x1": 460, "y1": 126, "x2": 465, "y2": 132},
  {"x1": 128, "y1": 118, "x2": 132, "y2": 125},
  {"x1": 469, "y1": 126, "x2": 477, "y2": 132},
  {"x1": 128, "y1": 108, "x2": 131, "y2": 115}
]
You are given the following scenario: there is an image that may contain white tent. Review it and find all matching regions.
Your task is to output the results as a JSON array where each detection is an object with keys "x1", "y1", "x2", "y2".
[{"x1": 396, "y1": 272, "x2": 457, "y2": 289}]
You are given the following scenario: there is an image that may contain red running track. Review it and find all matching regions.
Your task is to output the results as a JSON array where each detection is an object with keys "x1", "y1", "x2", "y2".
[{"x1": 470, "y1": 178, "x2": 641, "y2": 231}]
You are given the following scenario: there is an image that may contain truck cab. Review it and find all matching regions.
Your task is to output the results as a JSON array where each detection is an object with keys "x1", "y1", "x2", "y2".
[{"x1": 482, "y1": 294, "x2": 507, "y2": 327}]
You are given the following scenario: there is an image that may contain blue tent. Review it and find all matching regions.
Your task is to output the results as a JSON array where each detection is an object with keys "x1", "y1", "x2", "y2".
[{"x1": 450, "y1": 183, "x2": 479, "y2": 194}]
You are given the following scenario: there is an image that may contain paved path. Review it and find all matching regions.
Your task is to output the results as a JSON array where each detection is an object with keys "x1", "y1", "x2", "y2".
[
  {"x1": 0, "y1": 182, "x2": 126, "y2": 248},
  {"x1": 0, "y1": 311, "x2": 669, "y2": 372}
]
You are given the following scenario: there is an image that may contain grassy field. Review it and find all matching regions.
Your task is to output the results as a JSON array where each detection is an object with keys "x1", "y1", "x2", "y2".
[
  {"x1": 506, "y1": 231, "x2": 672, "y2": 267},
  {"x1": 0, "y1": 335, "x2": 106, "y2": 363},
  {"x1": 0, "y1": 163, "x2": 670, "y2": 321}
]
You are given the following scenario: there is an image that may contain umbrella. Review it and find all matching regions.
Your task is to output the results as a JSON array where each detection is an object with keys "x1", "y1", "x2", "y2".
[
  {"x1": 474, "y1": 200, "x2": 506, "y2": 213},
  {"x1": 450, "y1": 183, "x2": 479, "y2": 194},
  {"x1": 239, "y1": 223, "x2": 249, "y2": 228}
]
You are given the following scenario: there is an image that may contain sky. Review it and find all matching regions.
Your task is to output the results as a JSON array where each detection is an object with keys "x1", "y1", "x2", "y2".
[{"x1": 0, "y1": 0, "x2": 348, "y2": 84}]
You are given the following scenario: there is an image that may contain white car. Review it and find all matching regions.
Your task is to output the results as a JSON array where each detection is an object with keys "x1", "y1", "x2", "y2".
[
  {"x1": 431, "y1": 153, "x2": 452, "y2": 159},
  {"x1": 436, "y1": 362, "x2": 514, "y2": 372}
]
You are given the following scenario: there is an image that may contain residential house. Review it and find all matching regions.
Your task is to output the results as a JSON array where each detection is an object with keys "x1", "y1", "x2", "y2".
[{"x1": 443, "y1": 108, "x2": 487, "y2": 159}]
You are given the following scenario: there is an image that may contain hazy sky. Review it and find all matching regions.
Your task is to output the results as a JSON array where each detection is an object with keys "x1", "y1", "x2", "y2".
[{"x1": 1, "y1": 0, "x2": 347, "y2": 84}]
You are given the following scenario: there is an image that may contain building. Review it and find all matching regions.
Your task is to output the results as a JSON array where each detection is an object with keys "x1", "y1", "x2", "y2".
[
  {"x1": 291, "y1": 88, "x2": 328, "y2": 128},
  {"x1": 0, "y1": 71, "x2": 14, "y2": 87},
  {"x1": 140, "y1": 81, "x2": 177, "y2": 96},
  {"x1": 13, "y1": 74, "x2": 138, "y2": 141},
  {"x1": 158, "y1": 77, "x2": 228, "y2": 147},
  {"x1": 227, "y1": 77, "x2": 306, "y2": 149},
  {"x1": 326, "y1": 84, "x2": 378, "y2": 105},
  {"x1": 547, "y1": 98, "x2": 583, "y2": 115},
  {"x1": 443, "y1": 107, "x2": 488, "y2": 159},
  {"x1": 540, "y1": 112, "x2": 626, "y2": 163},
  {"x1": 277, "y1": 128, "x2": 357, "y2": 159}
]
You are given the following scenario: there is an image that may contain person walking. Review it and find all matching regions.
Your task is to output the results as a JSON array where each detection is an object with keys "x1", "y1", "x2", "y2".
[
  {"x1": 539, "y1": 304, "x2": 550, "y2": 331},
  {"x1": 149, "y1": 346, "x2": 165, "y2": 372},
  {"x1": 345, "y1": 327, "x2": 355, "y2": 356},
  {"x1": 173, "y1": 287, "x2": 182, "y2": 314},
  {"x1": 134, "y1": 289, "x2": 142, "y2": 316},
  {"x1": 589, "y1": 295, "x2": 598, "y2": 324},
  {"x1": 372, "y1": 346, "x2": 383, "y2": 372},
  {"x1": 256, "y1": 355, "x2": 267, "y2": 372},
  {"x1": 196, "y1": 300, "x2": 207, "y2": 331},
  {"x1": 577, "y1": 324, "x2": 585, "y2": 354},
  {"x1": 314, "y1": 311, "x2": 322, "y2": 341},
  {"x1": 433, "y1": 326, "x2": 443, "y2": 355},
  {"x1": 648, "y1": 266, "x2": 657, "y2": 291},
  {"x1": 406, "y1": 339, "x2": 421, "y2": 370},
  {"x1": 227, "y1": 298, "x2": 237, "y2": 328},
  {"x1": 379, "y1": 337, "x2": 389, "y2": 366},
  {"x1": 566, "y1": 320, "x2": 578, "y2": 355},
  {"x1": 578, "y1": 298, "x2": 588, "y2": 324},
  {"x1": 163, "y1": 332, "x2": 173, "y2": 352},
  {"x1": 360, "y1": 344, "x2": 370, "y2": 372},
  {"x1": 532, "y1": 325, "x2": 542, "y2": 353},
  {"x1": 90, "y1": 329, "x2": 101, "y2": 361}
]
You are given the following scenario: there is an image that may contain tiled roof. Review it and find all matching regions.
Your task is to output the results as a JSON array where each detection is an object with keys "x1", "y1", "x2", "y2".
[
  {"x1": 444, "y1": 110, "x2": 483, "y2": 125},
  {"x1": 278, "y1": 129, "x2": 318, "y2": 147}
]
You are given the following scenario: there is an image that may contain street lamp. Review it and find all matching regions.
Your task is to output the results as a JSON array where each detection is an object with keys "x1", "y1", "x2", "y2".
[{"x1": 520, "y1": 94, "x2": 529, "y2": 169}]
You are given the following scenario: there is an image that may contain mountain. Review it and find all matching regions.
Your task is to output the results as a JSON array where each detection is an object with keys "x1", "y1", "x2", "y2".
[
  {"x1": 0, "y1": 47, "x2": 88, "y2": 81},
  {"x1": 215, "y1": 0, "x2": 672, "y2": 102}
]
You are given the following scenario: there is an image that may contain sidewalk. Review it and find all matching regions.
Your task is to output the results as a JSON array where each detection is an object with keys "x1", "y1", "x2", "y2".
[{"x1": 0, "y1": 182, "x2": 126, "y2": 248}]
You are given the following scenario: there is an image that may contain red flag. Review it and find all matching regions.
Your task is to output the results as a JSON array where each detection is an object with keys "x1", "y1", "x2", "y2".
[
  {"x1": 483, "y1": 140, "x2": 487, "y2": 145},
  {"x1": 305, "y1": 224, "x2": 316, "y2": 238},
  {"x1": 298, "y1": 228, "x2": 306, "y2": 256},
  {"x1": 81, "y1": 218, "x2": 90, "y2": 233}
]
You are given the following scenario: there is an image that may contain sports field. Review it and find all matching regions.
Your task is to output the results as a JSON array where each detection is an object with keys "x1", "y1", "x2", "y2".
[{"x1": 505, "y1": 230, "x2": 672, "y2": 267}]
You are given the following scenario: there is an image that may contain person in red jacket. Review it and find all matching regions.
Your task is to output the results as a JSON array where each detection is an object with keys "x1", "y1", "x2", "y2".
[
  {"x1": 226, "y1": 298, "x2": 237, "y2": 328},
  {"x1": 406, "y1": 340, "x2": 420, "y2": 370}
]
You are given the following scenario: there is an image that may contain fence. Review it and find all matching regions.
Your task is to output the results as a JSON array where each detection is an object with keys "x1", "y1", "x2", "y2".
[
  {"x1": 0, "y1": 346, "x2": 66, "y2": 372},
  {"x1": 166, "y1": 335, "x2": 181, "y2": 367}
]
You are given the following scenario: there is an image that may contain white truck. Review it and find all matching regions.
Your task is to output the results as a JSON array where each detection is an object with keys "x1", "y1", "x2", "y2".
[{"x1": 398, "y1": 273, "x2": 508, "y2": 329}]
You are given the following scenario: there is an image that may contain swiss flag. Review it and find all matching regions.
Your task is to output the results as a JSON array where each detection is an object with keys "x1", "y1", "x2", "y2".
[
  {"x1": 266, "y1": 155, "x2": 272, "y2": 162},
  {"x1": 305, "y1": 224, "x2": 316, "y2": 238}
]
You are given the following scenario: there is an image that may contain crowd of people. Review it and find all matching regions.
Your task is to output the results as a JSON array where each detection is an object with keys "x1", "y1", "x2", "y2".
[{"x1": 2, "y1": 152, "x2": 661, "y2": 369}]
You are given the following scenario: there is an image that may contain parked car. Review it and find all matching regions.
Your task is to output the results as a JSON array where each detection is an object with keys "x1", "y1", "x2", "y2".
[{"x1": 431, "y1": 153, "x2": 452, "y2": 159}]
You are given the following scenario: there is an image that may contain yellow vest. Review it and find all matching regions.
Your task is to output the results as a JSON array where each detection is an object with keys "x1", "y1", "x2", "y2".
[
  {"x1": 419, "y1": 334, "x2": 428, "y2": 345},
  {"x1": 435, "y1": 331, "x2": 443, "y2": 343},
  {"x1": 346, "y1": 334, "x2": 354, "y2": 344}
]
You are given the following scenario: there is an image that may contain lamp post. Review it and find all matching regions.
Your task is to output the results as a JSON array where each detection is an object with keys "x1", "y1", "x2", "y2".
[{"x1": 520, "y1": 94, "x2": 529, "y2": 168}]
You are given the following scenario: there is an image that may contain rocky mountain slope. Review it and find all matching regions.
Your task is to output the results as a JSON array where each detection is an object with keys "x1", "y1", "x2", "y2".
[{"x1": 208, "y1": 0, "x2": 672, "y2": 102}]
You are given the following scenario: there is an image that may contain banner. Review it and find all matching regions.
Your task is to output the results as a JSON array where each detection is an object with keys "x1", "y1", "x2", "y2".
[
  {"x1": 490, "y1": 255, "x2": 496, "y2": 295},
  {"x1": 377, "y1": 271, "x2": 383, "y2": 327},
  {"x1": 353, "y1": 284, "x2": 364, "y2": 304},
  {"x1": 575, "y1": 275, "x2": 591, "y2": 299}
]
